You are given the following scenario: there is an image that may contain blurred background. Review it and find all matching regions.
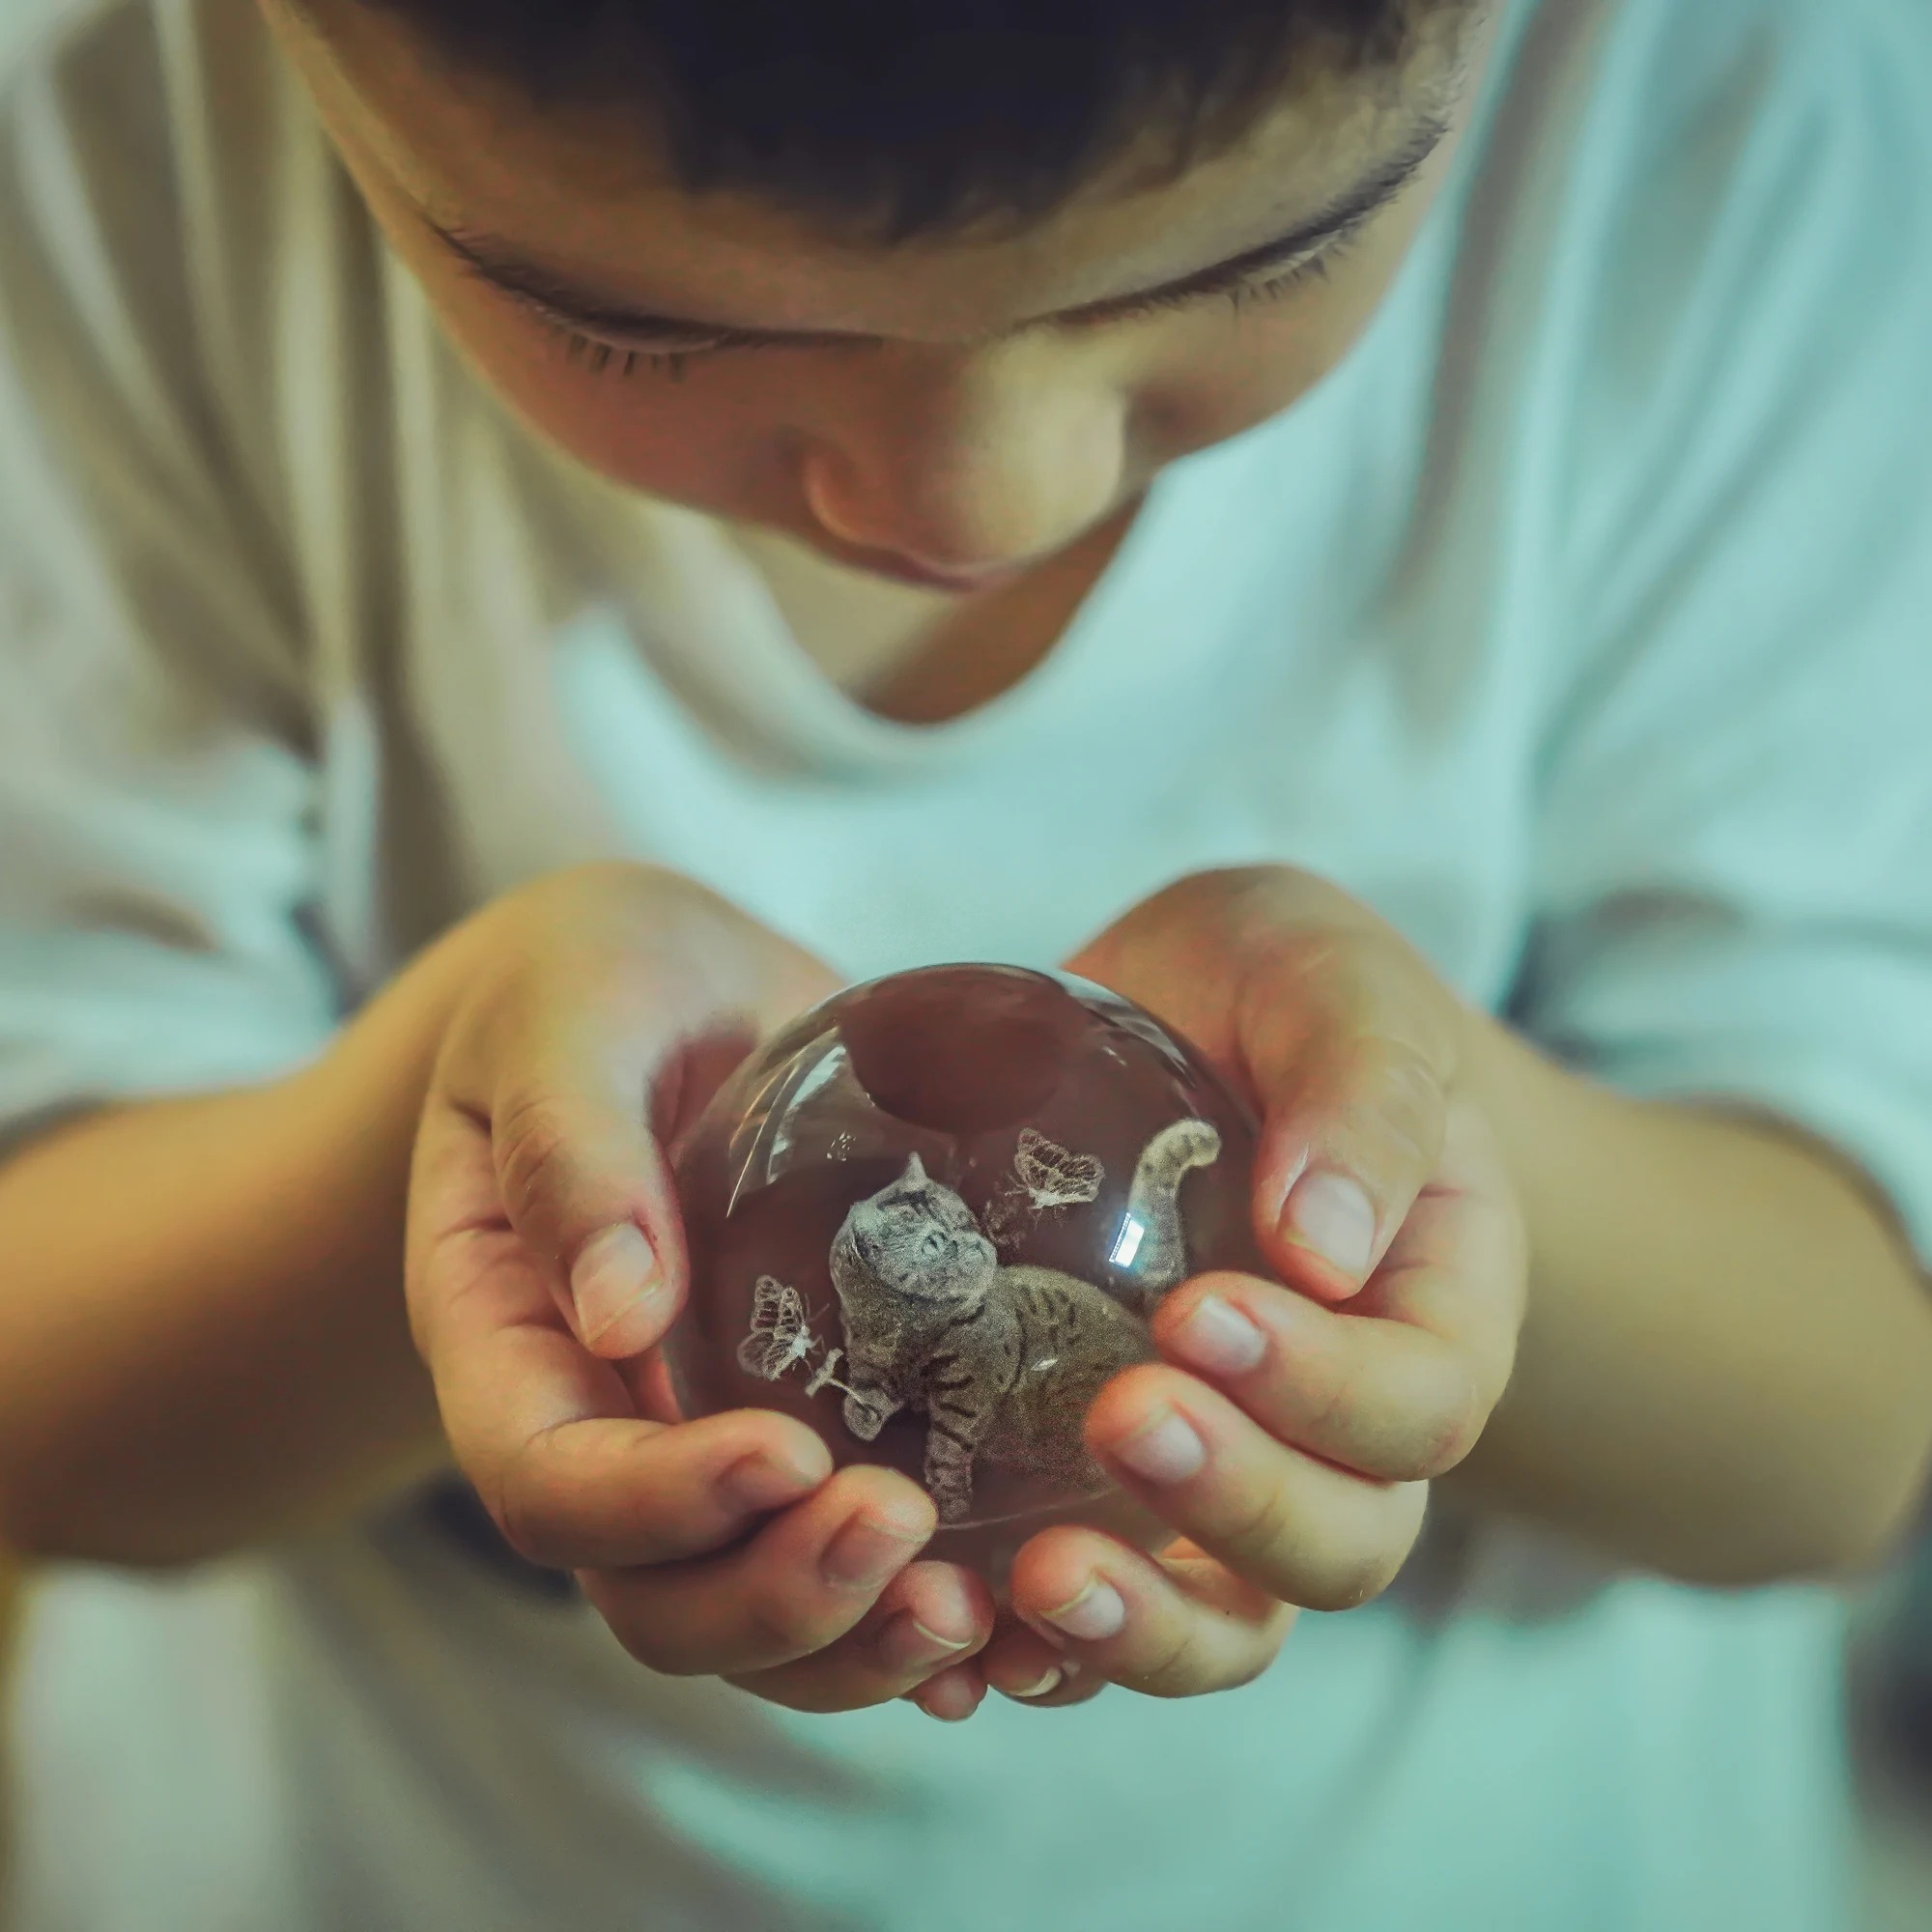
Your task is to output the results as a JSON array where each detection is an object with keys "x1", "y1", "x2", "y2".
[{"x1": 0, "y1": 0, "x2": 1928, "y2": 1925}]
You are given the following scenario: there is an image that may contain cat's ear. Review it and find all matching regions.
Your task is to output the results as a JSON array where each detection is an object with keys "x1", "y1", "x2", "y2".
[{"x1": 902, "y1": 1152, "x2": 927, "y2": 1185}]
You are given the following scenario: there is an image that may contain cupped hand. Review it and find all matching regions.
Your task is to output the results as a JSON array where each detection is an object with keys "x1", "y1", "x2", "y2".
[
  {"x1": 404, "y1": 863, "x2": 998, "y2": 1713},
  {"x1": 978, "y1": 868, "x2": 1527, "y2": 1708}
]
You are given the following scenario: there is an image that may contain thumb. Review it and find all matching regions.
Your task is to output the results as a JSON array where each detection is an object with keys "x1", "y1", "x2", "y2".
[
  {"x1": 488, "y1": 1046, "x2": 695, "y2": 1361},
  {"x1": 418, "y1": 866, "x2": 844, "y2": 1365},
  {"x1": 1235, "y1": 935, "x2": 1460, "y2": 1304}
]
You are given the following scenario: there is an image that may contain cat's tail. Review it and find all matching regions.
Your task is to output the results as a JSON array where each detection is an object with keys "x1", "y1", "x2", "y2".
[{"x1": 1123, "y1": 1117, "x2": 1222, "y2": 1306}]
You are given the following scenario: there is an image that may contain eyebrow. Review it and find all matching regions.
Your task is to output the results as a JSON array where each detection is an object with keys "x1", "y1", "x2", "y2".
[{"x1": 432, "y1": 113, "x2": 1452, "y2": 350}]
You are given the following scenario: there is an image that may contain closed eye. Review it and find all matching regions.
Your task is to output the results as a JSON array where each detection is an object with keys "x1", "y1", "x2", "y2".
[
  {"x1": 439, "y1": 109, "x2": 1446, "y2": 386},
  {"x1": 534, "y1": 227, "x2": 1367, "y2": 384}
]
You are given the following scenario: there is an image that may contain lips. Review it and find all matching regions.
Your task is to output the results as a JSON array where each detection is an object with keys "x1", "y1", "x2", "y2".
[{"x1": 845, "y1": 548, "x2": 1034, "y2": 594}]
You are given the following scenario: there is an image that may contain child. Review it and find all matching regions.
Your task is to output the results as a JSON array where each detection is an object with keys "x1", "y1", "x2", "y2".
[{"x1": 3, "y1": 0, "x2": 1932, "y2": 1925}]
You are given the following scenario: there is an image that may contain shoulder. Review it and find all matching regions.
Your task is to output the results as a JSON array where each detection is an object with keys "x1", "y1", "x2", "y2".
[
  {"x1": 1495, "y1": 4, "x2": 1932, "y2": 886},
  {"x1": 0, "y1": 0, "x2": 345, "y2": 720},
  {"x1": 0, "y1": 0, "x2": 362, "y2": 451},
  {"x1": 1448, "y1": 0, "x2": 1932, "y2": 686},
  {"x1": 0, "y1": 1, "x2": 239, "y2": 331},
  {"x1": 1470, "y1": 0, "x2": 1932, "y2": 350},
  {"x1": 1525, "y1": 0, "x2": 1932, "y2": 432}
]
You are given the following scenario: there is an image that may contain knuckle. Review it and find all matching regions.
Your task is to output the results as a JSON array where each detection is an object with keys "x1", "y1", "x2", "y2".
[
  {"x1": 740, "y1": 1588, "x2": 831, "y2": 1664},
  {"x1": 1125, "y1": 1622, "x2": 1209, "y2": 1700},
  {"x1": 490, "y1": 1440, "x2": 571, "y2": 1569},
  {"x1": 1220, "y1": 1478, "x2": 1299, "y2": 1568},
  {"x1": 582, "y1": 1578, "x2": 710, "y2": 1680},
  {"x1": 1414, "y1": 1372, "x2": 1488, "y2": 1480},
  {"x1": 729, "y1": 1671, "x2": 851, "y2": 1718},
  {"x1": 1299, "y1": 1547, "x2": 1399, "y2": 1614},
  {"x1": 1219, "y1": 1649, "x2": 1277, "y2": 1691},
  {"x1": 1295, "y1": 1353, "x2": 1357, "y2": 1449},
  {"x1": 1248, "y1": 924, "x2": 1354, "y2": 1013},
  {"x1": 491, "y1": 1090, "x2": 581, "y2": 1231},
  {"x1": 1214, "y1": 1619, "x2": 1288, "y2": 1692},
  {"x1": 1348, "y1": 1037, "x2": 1448, "y2": 1177},
  {"x1": 612, "y1": 1616, "x2": 695, "y2": 1678},
  {"x1": 1300, "y1": 1501, "x2": 1426, "y2": 1613}
]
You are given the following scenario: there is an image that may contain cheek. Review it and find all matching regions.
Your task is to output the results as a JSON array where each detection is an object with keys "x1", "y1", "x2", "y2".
[{"x1": 1135, "y1": 326, "x2": 1316, "y2": 457}]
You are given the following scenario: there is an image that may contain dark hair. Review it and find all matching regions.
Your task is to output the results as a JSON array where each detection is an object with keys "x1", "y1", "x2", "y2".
[{"x1": 346, "y1": 1, "x2": 1434, "y2": 239}]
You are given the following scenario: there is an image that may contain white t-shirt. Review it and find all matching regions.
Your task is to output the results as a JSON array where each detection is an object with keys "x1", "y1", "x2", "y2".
[{"x1": 4, "y1": 0, "x2": 1932, "y2": 1926}]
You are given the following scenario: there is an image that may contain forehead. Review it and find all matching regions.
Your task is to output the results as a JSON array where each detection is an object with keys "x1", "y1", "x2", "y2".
[{"x1": 288, "y1": 1, "x2": 1475, "y2": 334}]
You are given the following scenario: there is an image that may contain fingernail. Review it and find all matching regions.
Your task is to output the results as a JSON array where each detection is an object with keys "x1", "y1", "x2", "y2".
[
  {"x1": 1284, "y1": 1172, "x2": 1377, "y2": 1278},
  {"x1": 1109, "y1": 1407, "x2": 1208, "y2": 1487},
  {"x1": 1007, "y1": 1666, "x2": 1065, "y2": 1700},
  {"x1": 914, "y1": 1672, "x2": 980, "y2": 1723},
  {"x1": 1170, "y1": 1295, "x2": 1267, "y2": 1377},
  {"x1": 570, "y1": 1223, "x2": 663, "y2": 1347},
  {"x1": 721, "y1": 1449, "x2": 827, "y2": 1516},
  {"x1": 1038, "y1": 1577, "x2": 1127, "y2": 1643},
  {"x1": 878, "y1": 1613, "x2": 974, "y2": 1675},
  {"x1": 821, "y1": 1513, "x2": 929, "y2": 1589}
]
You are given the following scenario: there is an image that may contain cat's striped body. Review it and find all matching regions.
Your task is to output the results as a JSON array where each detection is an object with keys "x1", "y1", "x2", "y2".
[{"x1": 830, "y1": 1122, "x2": 1220, "y2": 1522}]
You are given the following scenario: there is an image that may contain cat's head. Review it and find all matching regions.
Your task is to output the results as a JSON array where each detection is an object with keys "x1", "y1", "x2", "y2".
[{"x1": 832, "y1": 1154, "x2": 996, "y2": 1309}]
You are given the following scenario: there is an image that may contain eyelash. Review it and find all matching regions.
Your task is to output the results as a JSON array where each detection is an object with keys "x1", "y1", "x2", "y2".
[{"x1": 549, "y1": 230, "x2": 1358, "y2": 384}]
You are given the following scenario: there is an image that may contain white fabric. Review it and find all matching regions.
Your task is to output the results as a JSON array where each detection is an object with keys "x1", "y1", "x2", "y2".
[{"x1": 4, "y1": 0, "x2": 1932, "y2": 1925}]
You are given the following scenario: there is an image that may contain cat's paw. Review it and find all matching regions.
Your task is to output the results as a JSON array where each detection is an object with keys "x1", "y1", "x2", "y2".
[
  {"x1": 933, "y1": 1489, "x2": 972, "y2": 1526},
  {"x1": 842, "y1": 1391, "x2": 890, "y2": 1441}
]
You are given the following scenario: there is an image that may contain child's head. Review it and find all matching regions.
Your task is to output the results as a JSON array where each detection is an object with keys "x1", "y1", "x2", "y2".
[{"x1": 269, "y1": 1, "x2": 1487, "y2": 584}]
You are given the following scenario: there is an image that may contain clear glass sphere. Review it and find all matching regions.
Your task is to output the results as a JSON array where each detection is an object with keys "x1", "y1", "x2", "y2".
[{"x1": 666, "y1": 965, "x2": 1264, "y2": 1577}]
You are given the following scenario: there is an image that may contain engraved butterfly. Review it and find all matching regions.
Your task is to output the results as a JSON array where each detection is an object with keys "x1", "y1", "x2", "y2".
[
  {"x1": 737, "y1": 1276, "x2": 855, "y2": 1399},
  {"x1": 1015, "y1": 1128, "x2": 1104, "y2": 1209},
  {"x1": 985, "y1": 1129, "x2": 1105, "y2": 1245}
]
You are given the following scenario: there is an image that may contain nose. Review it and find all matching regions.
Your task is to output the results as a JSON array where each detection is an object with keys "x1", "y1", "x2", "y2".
[{"x1": 799, "y1": 351, "x2": 1126, "y2": 574}]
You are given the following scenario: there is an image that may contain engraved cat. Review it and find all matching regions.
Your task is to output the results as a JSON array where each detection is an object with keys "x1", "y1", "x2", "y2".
[{"x1": 828, "y1": 1120, "x2": 1222, "y2": 1523}]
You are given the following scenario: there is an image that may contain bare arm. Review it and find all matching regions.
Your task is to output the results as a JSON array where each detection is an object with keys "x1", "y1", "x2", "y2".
[
  {"x1": 0, "y1": 920, "x2": 479, "y2": 1568},
  {"x1": 1068, "y1": 869, "x2": 1932, "y2": 1608},
  {"x1": 1459, "y1": 1020, "x2": 1932, "y2": 1583},
  {"x1": 0, "y1": 862, "x2": 1017, "y2": 1720}
]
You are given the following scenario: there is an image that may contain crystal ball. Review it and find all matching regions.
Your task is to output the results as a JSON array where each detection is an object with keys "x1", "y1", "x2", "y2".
[{"x1": 666, "y1": 964, "x2": 1265, "y2": 1579}]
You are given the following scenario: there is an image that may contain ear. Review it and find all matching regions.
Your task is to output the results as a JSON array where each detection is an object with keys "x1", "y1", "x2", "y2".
[{"x1": 902, "y1": 1152, "x2": 927, "y2": 1184}]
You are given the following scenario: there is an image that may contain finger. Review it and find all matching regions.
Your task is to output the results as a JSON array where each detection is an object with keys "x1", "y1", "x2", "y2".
[
  {"x1": 1351, "y1": 1097, "x2": 1528, "y2": 1377},
  {"x1": 1153, "y1": 1098, "x2": 1521, "y2": 1483},
  {"x1": 979, "y1": 1625, "x2": 1102, "y2": 1708},
  {"x1": 909, "y1": 1665, "x2": 990, "y2": 1723},
  {"x1": 1236, "y1": 930, "x2": 1462, "y2": 1302},
  {"x1": 582, "y1": 1465, "x2": 938, "y2": 1678},
  {"x1": 1153, "y1": 1101, "x2": 1523, "y2": 1486},
  {"x1": 480, "y1": 1050, "x2": 687, "y2": 1363},
  {"x1": 1154, "y1": 1279, "x2": 1483, "y2": 1483},
  {"x1": 409, "y1": 1096, "x2": 838, "y2": 1563},
  {"x1": 482, "y1": 1410, "x2": 838, "y2": 1573},
  {"x1": 429, "y1": 869, "x2": 838, "y2": 1363},
  {"x1": 1151, "y1": 1267, "x2": 1504, "y2": 1489},
  {"x1": 1064, "y1": 871, "x2": 1461, "y2": 1304},
  {"x1": 736, "y1": 1561, "x2": 997, "y2": 1715},
  {"x1": 1085, "y1": 1366, "x2": 1430, "y2": 1611},
  {"x1": 1008, "y1": 1528, "x2": 1293, "y2": 1698},
  {"x1": 412, "y1": 1032, "x2": 678, "y2": 1379}
]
